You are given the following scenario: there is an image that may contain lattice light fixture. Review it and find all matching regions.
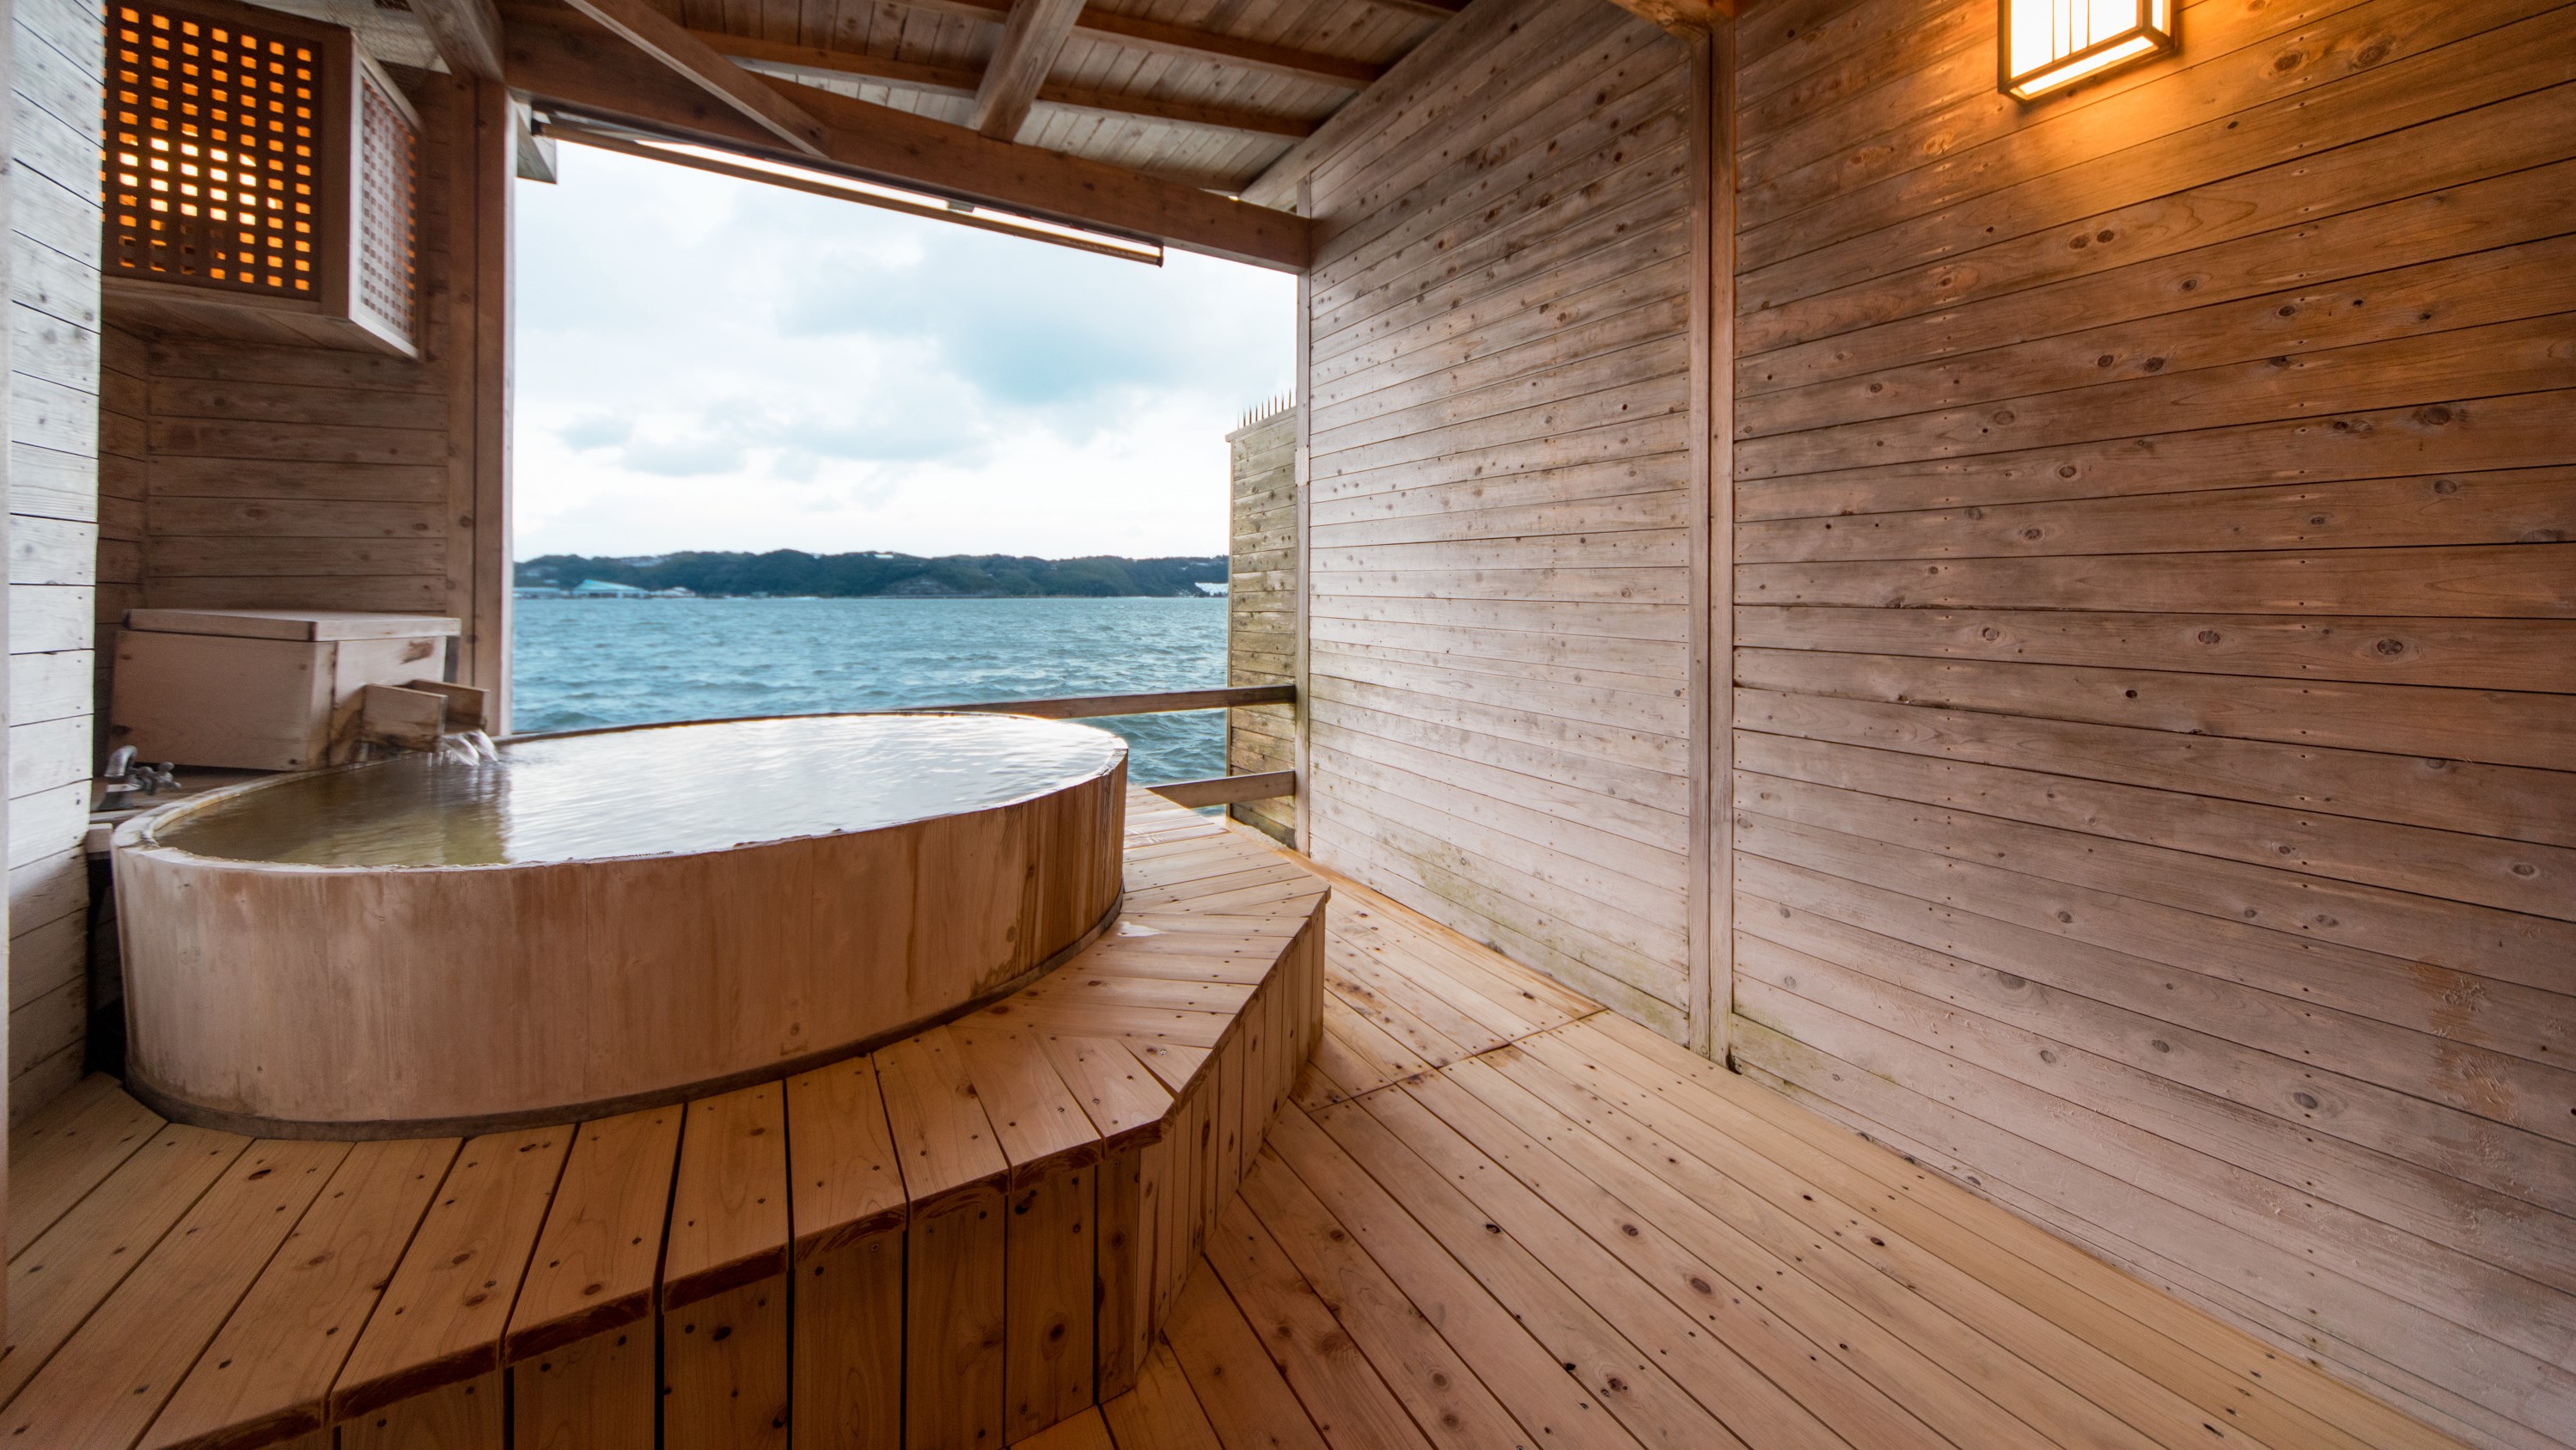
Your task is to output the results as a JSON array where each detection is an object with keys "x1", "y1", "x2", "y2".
[
  {"x1": 2000, "y1": 0, "x2": 2175, "y2": 101},
  {"x1": 104, "y1": 0, "x2": 420, "y2": 353}
]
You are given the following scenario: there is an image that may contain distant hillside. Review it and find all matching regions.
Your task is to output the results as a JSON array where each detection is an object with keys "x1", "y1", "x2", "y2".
[{"x1": 516, "y1": 551, "x2": 1227, "y2": 599}]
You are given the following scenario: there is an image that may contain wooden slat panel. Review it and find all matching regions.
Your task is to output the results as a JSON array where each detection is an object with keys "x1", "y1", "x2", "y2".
[
  {"x1": 785, "y1": 1055, "x2": 906, "y2": 1450},
  {"x1": 144, "y1": 1137, "x2": 458, "y2": 1450},
  {"x1": 1755, "y1": 150, "x2": 2576, "y2": 384},
  {"x1": 331, "y1": 1127, "x2": 572, "y2": 1421},
  {"x1": 1741, "y1": 79, "x2": 2576, "y2": 358},
  {"x1": 5, "y1": 1077, "x2": 162, "y2": 1255},
  {"x1": 1285, "y1": 0, "x2": 1702, "y2": 1049},
  {"x1": 509, "y1": 1107, "x2": 683, "y2": 1359},
  {"x1": 663, "y1": 1083, "x2": 791, "y2": 1450},
  {"x1": 1726, "y1": 0, "x2": 2576, "y2": 1434},
  {"x1": 506, "y1": 1108, "x2": 680, "y2": 1447},
  {"x1": 876, "y1": 1028, "x2": 1010, "y2": 1449},
  {"x1": 0, "y1": 1141, "x2": 347, "y2": 1447},
  {"x1": 0, "y1": 1124, "x2": 245, "y2": 1407}
]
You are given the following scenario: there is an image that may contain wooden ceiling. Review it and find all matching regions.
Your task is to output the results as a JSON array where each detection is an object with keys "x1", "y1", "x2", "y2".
[
  {"x1": 267, "y1": 0, "x2": 1737, "y2": 266},
  {"x1": 666, "y1": 0, "x2": 1455, "y2": 194}
]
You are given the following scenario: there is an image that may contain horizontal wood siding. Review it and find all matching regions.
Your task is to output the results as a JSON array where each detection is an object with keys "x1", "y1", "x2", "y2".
[
  {"x1": 1228, "y1": 403, "x2": 1297, "y2": 845},
  {"x1": 1297, "y1": 0, "x2": 1699, "y2": 1039},
  {"x1": 100, "y1": 69, "x2": 511, "y2": 730},
  {"x1": 11, "y1": 0, "x2": 105, "y2": 1123},
  {"x1": 1725, "y1": 0, "x2": 2576, "y2": 1444}
]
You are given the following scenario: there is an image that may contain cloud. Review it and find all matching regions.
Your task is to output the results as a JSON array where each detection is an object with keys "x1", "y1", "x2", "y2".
[
  {"x1": 614, "y1": 431, "x2": 747, "y2": 476},
  {"x1": 510, "y1": 146, "x2": 1294, "y2": 560},
  {"x1": 557, "y1": 413, "x2": 632, "y2": 450}
]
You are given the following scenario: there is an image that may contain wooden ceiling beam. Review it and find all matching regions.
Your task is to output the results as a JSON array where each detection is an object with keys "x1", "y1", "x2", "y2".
[
  {"x1": 408, "y1": 0, "x2": 507, "y2": 81},
  {"x1": 1071, "y1": 9, "x2": 1379, "y2": 89},
  {"x1": 697, "y1": 31, "x2": 1317, "y2": 138},
  {"x1": 1595, "y1": 0, "x2": 1748, "y2": 32},
  {"x1": 1043, "y1": 78, "x2": 1313, "y2": 139},
  {"x1": 1355, "y1": 0, "x2": 1466, "y2": 21},
  {"x1": 557, "y1": 0, "x2": 831, "y2": 156},
  {"x1": 797, "y1": 0, "x2": 1379, "y2": 89},
  {"x1": 705, "y1": 34, "x2": 985, "y2": 99},
  {"x1": 973, "y1": 0, "x2": 1089, "y2": 140},
  {"x1": 503, "y1": 4, "x2": 1310, "y2": 269}
]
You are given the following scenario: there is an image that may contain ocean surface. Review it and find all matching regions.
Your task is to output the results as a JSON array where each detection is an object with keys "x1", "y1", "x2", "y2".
[{"x1": 511, "y1": 596, "x2": 1230, "y2": 783}]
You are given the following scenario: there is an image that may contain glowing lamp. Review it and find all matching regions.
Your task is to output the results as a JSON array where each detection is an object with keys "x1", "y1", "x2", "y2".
[{"x1": 2001, "y1": 0, "x2": 2175, "y2": 101}]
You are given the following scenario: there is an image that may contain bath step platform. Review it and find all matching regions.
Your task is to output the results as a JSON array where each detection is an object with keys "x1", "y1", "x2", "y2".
[{"x1": 0, "y1": 788, "x2": 1324, "y2": 1450}]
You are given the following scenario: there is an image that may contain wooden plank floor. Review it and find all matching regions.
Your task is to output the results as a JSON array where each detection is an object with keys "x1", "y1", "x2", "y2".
[
  {"x1": 0, "y1": 791, "x2": 1324, "y2": 1449},
  {"x1": 0, "y1": 811, "x2": 2466, "y2": 1450},
  {"x1": 1100, "y1": 841, "x2": 2469, "y2": 1450}
]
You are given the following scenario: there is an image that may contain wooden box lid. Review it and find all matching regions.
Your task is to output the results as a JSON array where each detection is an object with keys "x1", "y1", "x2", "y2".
[{"x1": 124, "y1": 608, "x2": 463, "y2": 642}]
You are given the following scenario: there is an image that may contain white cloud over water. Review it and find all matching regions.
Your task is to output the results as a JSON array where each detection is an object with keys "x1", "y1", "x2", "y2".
[{"x1": 510, "y1": 147, "x2": 1297, "y2": 560}]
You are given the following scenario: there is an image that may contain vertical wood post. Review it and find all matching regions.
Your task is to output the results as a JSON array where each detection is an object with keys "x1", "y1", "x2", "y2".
[
  {"x1": 0, "y1": 0, "x2": 16, "y2": 1330},
  {"x1": 443, "y1": 75, "x2": 514, "y2": 729},
  {"x1": 1685, "y1": 21, "x2": 1737, "y2": 1062},
  {"x1": 1291, "y1": 179, "x2": 1315, "y2": 860}
]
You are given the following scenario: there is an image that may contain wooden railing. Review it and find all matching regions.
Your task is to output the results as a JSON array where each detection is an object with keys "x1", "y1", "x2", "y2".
[
  {"x1": 916, "y1": 683, "x2": 1294, "y2": 719},
  {"x1": 910, "y1": 684, "x2": 1297, "y2": 804}
]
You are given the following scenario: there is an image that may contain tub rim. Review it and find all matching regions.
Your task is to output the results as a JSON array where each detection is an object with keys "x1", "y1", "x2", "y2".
[{"x1": 112, "y1": 708, "x2": 1132, "y2": 874}]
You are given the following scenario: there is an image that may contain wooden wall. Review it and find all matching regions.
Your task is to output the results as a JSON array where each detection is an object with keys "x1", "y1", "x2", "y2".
[
  {"x1": 88, "y1": 68, "x2": 512, "y2": 1103},
  {"x1": 10, "y1": 0, "x2": 104, "y2": 1123},
  {"x1": 95, "y1": 68, "x2": 515, "y2": 738},
  {"x1": 1721, "y1": 0, "x2": 2576, "y2": 1444},
  {"x1": 1226, "y1": 400, "x2": 1297, "y2": 845},
  {"x1": 1291, "y1": 0, "x2": 1706, "y2": 1039}
]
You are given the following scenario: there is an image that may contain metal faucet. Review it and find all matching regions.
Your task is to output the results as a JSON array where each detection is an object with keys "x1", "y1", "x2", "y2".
[{"x1": 101, "y1": 746, "x2": 180, "y2": 806}]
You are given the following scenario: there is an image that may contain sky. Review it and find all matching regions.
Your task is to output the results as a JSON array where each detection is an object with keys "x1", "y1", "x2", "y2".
[{"x1": 510, "y1": 147, "x2": 1297, "y2": 562}]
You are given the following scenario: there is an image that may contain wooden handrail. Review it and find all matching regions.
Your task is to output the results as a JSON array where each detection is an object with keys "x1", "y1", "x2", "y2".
[
  {"x1": 916, "y1": 684, "x2": 1295, "y2": 719},
  {"x1": 1147, "y1": 770, "x2": 1296, "y2": 808}
]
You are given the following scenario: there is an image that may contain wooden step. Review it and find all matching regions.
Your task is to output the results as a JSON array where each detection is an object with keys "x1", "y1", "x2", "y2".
[{"x1": 1, "y1": 787, "x2": 1328, "y2": 1450}]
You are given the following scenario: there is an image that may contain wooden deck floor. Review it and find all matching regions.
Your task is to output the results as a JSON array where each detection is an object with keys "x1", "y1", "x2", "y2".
[
  {"x1": 1, "y1": 817, "x2": 2463, "y2": 1450},
  {"x1": 1072, "y1": 843, "x2": 2466, "y2": 1450}
]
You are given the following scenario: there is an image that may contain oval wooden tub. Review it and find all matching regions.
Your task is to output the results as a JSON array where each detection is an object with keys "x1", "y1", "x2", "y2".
[{"x1": 113, "y1": 713, "x2": 1127, "y2": 1136}]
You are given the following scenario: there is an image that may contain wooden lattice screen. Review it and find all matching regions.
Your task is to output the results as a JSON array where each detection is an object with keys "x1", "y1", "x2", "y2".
[
  {"x1": 101, "y1": 0, "x2": 420, "y2": 354},
  {"x1": 106, "y1": 3, "x2": 317, "y2": 294},
  {"x1": 353, "y1": 64, "x2": 417, "y2": 341}
]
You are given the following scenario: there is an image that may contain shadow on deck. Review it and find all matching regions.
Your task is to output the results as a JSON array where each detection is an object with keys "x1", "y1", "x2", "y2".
[{"x1": 1082, "y1": 839, "x2": 2463, "y2": 1450}]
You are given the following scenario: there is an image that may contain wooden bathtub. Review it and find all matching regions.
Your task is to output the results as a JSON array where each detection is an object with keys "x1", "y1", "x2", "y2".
[{"x1": 112, "y1": 713, "x2": 1128, "y2": 1135}]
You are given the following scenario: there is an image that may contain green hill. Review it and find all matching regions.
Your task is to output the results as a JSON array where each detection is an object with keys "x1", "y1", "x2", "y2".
[{"x1": 516, "y1": 550, "x2": 1226, "y2": 598}]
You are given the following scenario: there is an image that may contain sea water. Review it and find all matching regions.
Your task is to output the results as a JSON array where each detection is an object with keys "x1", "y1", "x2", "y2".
[{"x1": 512, "y1": 596, "x2": 1230, "y2": 783}]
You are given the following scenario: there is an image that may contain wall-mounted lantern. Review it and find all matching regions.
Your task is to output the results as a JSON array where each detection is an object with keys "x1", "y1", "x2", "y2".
[
  {"x1": 2000, "y1": 0, "x2": 2176, "y2": 101},
  {"x1": 103, "y1": 0, "x2": 420, "y2": 356}
]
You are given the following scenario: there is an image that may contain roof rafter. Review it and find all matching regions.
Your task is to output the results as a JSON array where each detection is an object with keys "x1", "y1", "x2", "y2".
[
  {"x1": 1596, "y1": 0, "x2": 1750, "y2": 34},
  {"x1": 833, "y1": 0, "x2": 1382, "y2": 89},
  {"x1": 408, "y1": 0, "x2": 507, "y2": 80},
  {"x1": 698, "y1": 31, "x2": 1317, "y2": 139},
  {"x1": 557, "y1": 0, "x2": 830, "y2": 156},
  {"x1": 502, "y1": 3, "x2": 1309, "y2": 269},
  {"x1": 973, "y1": 0, "x2": 1089, "y2": 140}
]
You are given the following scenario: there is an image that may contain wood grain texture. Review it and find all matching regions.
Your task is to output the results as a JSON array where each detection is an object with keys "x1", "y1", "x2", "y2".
[
  {"x1": 10, "y1": 0, "x2": 105, "y2": 1129},
  {"x1": 22, "y1": 829, "x2": 2467, "y2": 1450},
  {"x1": 8, "y1": 791, "x2": 1326, "y2": 1447},
  {"x1": 1292, "y1": 0, "x2": 1702, "y2": 1043},
  {"x1": 1724, "y1": 0, "x2": 2576, "y2": 1443},
  {"x1": 105, "y1": 73, "x2": 513, "y2": 741},
  {"x1": 1228, "y1": 403, "x2": 1301, "y2": 847},
  {"x1": 499, "y1": 3, "x2": 1313, "y2": 270},
  {"x1": 114, "y1": 753, "x2": 1124, "y2": 1129}
]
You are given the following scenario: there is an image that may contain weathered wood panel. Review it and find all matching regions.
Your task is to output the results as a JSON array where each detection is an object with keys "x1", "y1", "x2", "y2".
[
  {"x1": 9, "y1": 0, "x2": 104, "y2": 1124},
  {"x1": 1726, "y1": 3, "x2": 2576, "y2": 1447},
  {"x1": 1296, "y1": 0, "x2": 1702, "y2": 1042},
  {"x1": 1228, "y1": 400, "x2": 1299, "y2": 845},
  {"x1": 101, "y1": 69, "x2": 513, "y2": 730}
]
